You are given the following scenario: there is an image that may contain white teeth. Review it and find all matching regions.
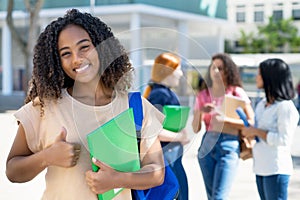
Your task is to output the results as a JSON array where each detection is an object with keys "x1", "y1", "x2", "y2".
[{"x1": 75, "y1": 64, "x2": 89, "y2": 72}]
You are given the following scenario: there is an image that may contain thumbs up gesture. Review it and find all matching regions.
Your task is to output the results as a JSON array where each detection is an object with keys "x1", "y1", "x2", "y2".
[
  {"x1": 44, "y1": 127, "x2": 81, "y2": 168},
  {"x1": 85, "y1": 158, "x2": 118, "y2": 194}
]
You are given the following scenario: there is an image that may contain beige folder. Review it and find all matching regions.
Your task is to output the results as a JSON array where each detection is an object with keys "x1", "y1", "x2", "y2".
[{"x1": 219, "y1": 95, "x2": 247, "y2": 119}]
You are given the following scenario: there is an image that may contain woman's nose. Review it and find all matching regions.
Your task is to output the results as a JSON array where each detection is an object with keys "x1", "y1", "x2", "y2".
[
  {"x1": 214, "y1": 67, "x2": 219, "y2": 73},
  {"x1": 72, "y1": 53, "x2": 83, "y2": 66}
]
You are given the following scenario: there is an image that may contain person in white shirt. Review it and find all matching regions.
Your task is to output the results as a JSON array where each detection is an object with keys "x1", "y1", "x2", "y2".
[{"x1": 241, "y1": 58, "x2": 299, "y2": 200}]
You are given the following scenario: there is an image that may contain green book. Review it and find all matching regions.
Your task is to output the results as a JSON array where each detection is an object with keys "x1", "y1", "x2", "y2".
[
  {"x1": 162, "y1": 105, "x2": 190, "y2": 132},
  {"x1": 86, "y1": 108, "x2": 141, "y2": 200}
]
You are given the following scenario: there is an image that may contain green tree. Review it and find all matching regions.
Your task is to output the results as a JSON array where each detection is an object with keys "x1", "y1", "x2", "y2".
[
  {"x1": 238, "y1": 30, "x2": 255, "y2": 53},
  {"x1": 237, "y1": 16, "x2": 300, "y2": 53},
  {"x1": 258, "y1": 16, "x2": 298, "y2": 52}
]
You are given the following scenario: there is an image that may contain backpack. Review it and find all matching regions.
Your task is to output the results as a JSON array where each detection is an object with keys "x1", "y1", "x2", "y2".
[{"x1": 128, "y1": 91, "x2": 179, "y2": 200}]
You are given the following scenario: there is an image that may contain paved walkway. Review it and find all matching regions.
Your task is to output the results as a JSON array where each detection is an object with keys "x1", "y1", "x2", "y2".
[
  {"x1": 183, "y1": 120, "x2": 300, "y2": 200},
  {"x1": 0, "y1": 110, "x2": 299, "y2": 199}
]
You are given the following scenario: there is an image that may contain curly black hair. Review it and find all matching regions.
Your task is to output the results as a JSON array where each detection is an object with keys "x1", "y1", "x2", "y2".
[
  {"x1": 25, "y1": 9, "x2": 133, "y2": 111},
  {"x1": 205, "y1": 53, "x2": 242, "y2": 88}
]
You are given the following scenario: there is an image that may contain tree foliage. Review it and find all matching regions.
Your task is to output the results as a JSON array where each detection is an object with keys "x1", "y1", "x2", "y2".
[{"x1": 236, "y1": 17, "x2": 300, "y2": 53}]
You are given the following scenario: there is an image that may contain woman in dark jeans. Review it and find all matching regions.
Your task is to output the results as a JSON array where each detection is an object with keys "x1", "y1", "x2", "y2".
[{"x1": 143, "y1": 52, "x2": 190, "y2": 200}]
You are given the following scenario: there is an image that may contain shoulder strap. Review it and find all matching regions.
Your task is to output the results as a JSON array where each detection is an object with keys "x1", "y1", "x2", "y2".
[
  {"x1": 129, "y1": 92, "x2": 147, "y2": 199},
  {"x1": 129, "y1": 91, "x2": 179, "y2": 200},
  {"x1": 128, "y1": 91, "x2": 144, "y2": 133},
  {"x1": 128, "y1": 91, "x2": 144, "y2": 153}
]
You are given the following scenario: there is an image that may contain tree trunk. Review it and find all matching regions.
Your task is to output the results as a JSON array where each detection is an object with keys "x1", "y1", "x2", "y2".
[{"x1": 6, "y1": 0, "x2": 44, "y2": 93}]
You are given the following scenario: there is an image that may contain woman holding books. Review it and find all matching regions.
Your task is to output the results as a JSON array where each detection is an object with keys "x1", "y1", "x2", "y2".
[
  {"x1": 6, "y1": 9, "x2": 165, "y2": 200},
  {"x1": 192, "y1": 53, "x2": 254, "y2": 200},
  {"x1": 143, "y1": 52, "x2": 190, "y2": 200},
  {"x1": 241, "y1": 58, "x2": 299, "y2": 200}
]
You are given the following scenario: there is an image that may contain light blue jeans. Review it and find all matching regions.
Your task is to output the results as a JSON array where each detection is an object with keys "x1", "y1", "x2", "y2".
[
  {"x1": 198, "y1": 132, "x2": 240, "y2": 200},
  {"x1": 256, "y1": 174, "x2": 290, "y2": 200}
]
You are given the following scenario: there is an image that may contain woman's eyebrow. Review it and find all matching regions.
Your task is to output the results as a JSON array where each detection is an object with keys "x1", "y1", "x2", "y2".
[
  {"x1": 59, "y1": 39, "x2": 90, "y2": 52},
  {"x1": 76, "y1": 39, "x2": 90, "y2": 45}
]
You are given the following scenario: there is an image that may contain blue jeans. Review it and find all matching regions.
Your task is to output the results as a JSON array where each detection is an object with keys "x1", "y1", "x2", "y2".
[
  {"x1": 162, "y1": 142, "x2": 189, "y2": 200},
  {"x1": 198, "y1": 132, "x2": 239, "y2": 200},
  {"x1": 256, "y1": 174, "x2": 290, "y2": 200}
]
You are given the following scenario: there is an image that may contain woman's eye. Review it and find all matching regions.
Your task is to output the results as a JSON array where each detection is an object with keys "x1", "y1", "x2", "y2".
[
  {"x1": 81, "y1": 45, "x2": 90, "y2": 51},
  {"x1": 61, "y1": 52, "x2": 70, "y2": 57}
]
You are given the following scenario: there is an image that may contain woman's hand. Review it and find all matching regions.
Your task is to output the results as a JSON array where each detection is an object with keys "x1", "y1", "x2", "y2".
[
  {"x1": 158, "y1": 128, "x2": 190, "y2": 144},
  {"x1": 44, "y1": 127, "x2": 81, "y2": 168},
  {"x1": 241, "y1": 126, "x2": 267, "y2": 141},
  {"x1": 201, "y1": 103, "x2": 215, "y2": 113},
  {"x1": 177, "y1": 129, "x2": 190, "y2": 145},
  {"x1": 85, "y1": 158, "x2": 118, "y2": 194},
  {"x1": 241, "y1": 126, "x2": 257, "y2": 138}
]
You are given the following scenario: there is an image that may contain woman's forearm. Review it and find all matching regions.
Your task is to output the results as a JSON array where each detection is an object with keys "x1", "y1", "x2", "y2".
[
  {"x1": 116, "y1": 163, "x2": 164, "y2": 190},
  {"x1": 6, "y1": 149, "x2": 48, "y2": 183},
  {"x1": 192, "y1": 110, "x2": 202, "y2": 133},
  {"x1": 255, "y1": 128, "x2": 267, "y2": 141}
]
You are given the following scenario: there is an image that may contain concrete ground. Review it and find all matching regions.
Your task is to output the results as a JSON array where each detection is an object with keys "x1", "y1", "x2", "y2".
[
  {"x1": 183, "y1": 120, "x2": 300, "y2": 200},
  {"x1": 0, "y1": 104, "x2": 299, "y2": 199}
]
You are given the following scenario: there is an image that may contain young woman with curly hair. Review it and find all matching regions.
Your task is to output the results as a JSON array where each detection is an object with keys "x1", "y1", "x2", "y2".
[
  {"x1": 192, "y1": 53, "x2": 255, "y2": 199},
  {"x1": 6, "y1": 9, "x2": 164, "y2": 200}
]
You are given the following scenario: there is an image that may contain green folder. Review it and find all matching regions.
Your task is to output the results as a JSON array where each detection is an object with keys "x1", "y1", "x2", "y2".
[
  {"x1": 162, "y1": 105, "x2": 190, "y2": 132},
  {"x1": 86, "y1": 108, "x2": 141, "y2": 200}
]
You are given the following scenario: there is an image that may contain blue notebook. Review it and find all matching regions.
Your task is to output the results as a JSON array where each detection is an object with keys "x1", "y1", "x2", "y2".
[{"x1": 86, "y1": 108, "x2": 140, "y2": 200}]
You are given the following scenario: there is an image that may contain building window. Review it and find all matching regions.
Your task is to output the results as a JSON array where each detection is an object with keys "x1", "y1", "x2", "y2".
[
  {"x1": 254, "y1": 4, "x2": 264, "y2": 8},
  {"x1": 254, "y1": 11, "x2": 264, "y2": 22},
  {"x1": 273, "y1": 10, "x2": 283, "y2": 21},
  {"x1": 293, "y1": 9, "x2": 300, "y2": 20},
  {"x1": 236, "y1": 12, "x2": 245, "y2": 22}
]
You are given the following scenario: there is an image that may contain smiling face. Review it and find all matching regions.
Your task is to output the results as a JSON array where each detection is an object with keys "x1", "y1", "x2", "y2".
[
  {"x1": 58, "y1": 24, "x2": 100, "y2": 83},
  {"x1": 210, "y1": 58, "x2": 226, "y2": 85}
]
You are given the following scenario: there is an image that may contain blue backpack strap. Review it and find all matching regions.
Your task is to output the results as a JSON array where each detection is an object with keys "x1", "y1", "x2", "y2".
[
  {"x1": 128, "y1": 91, "x2": 179, "y2": 200},
  {"x1": 128, "y1": 91, "x2": 147, "y2": 200},
  {"x1": 128, "y1": 91, "x2": 144, "y2": 133}
]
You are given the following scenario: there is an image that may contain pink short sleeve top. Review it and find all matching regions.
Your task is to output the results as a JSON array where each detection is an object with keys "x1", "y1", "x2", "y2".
[{"x1": 194, "y1": 86, "x2": 251, "y2": 131}]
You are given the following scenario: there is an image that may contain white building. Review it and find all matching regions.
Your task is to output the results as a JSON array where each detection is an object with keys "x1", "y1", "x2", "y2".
[
  {"x1": 227, "y1": 0, "x2": 300, "y2": 89},
  {"x1": 227, "y1": 0, "x2": 300, "y2": 42},
  {"x1": 0, "y1": 0, "x2": 234, "y2": 95}
]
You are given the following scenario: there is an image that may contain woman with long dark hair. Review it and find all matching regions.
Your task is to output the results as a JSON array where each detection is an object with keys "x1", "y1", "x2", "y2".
[
  {"x1": 242, "y1": 58, "x2": 299, "y2": 200},
  {"x1": 192, "y1": 53, "x2": 254, "y2": 199}
]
